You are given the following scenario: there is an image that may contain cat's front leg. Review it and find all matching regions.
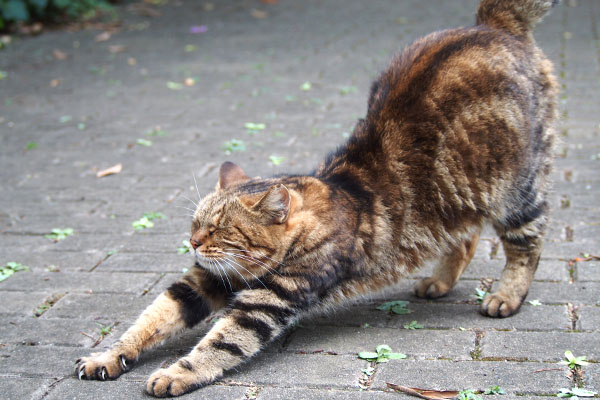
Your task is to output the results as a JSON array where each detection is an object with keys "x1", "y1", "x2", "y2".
[
  {"x1": 146, "y1": 287, "x2": 301, "y2": 397},
  {"x1": 76, "y1": 270, "x2": 229, "y2": 381}
]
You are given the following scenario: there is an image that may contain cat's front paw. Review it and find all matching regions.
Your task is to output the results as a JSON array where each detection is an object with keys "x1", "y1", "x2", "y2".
[
  {"x1": 480, "y1": 291, "x2": 522, "y2": 318},
  {"x1": 75, "y1": 351, "x2": 133, "y2": 381},
  {"x1": 146, "y1": 360, "x2": 217, "y2": 397}
]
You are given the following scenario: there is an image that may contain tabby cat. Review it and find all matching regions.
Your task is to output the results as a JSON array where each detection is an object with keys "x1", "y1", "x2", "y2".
[{"x1": 76, "y1": 0, "x2": 558, "y2": 396}]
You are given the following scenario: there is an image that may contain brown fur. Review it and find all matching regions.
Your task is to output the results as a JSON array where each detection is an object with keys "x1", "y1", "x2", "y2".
[{"x1": 76, "y1": 0, "x2": 558, "y2": 396}]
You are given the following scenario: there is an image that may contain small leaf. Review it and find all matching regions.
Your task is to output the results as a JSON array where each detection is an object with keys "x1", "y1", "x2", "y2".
[
  {"x1": 300, "y1": 81, "x2": 312, "y2": 91},
  {"x1": 59, "y1": 115, "x2": 72, "y2": 123},
  {"x1": 387, "y1": 353, "x2": 407, "y2": 360},
  {"x1": 269, "y1": 155, "x2": 284, "y2": 165},
  {"x1": 376, "y1": 344, "x2": 392, "y2": 354},
  {"x1": 136, "y1": 138, "x2": 153, "y2": 147},
  {"x1": 528, "y1": 299, "x2": 542, "y2": 306},
  {"x1": 358, "y1": 352, "x2": 378, "y2": 360},
  {"x1": 166, "y1": 81, "x2": 183, "y2": 90}
]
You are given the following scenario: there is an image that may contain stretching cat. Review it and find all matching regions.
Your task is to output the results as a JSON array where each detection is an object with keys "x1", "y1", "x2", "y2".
[{"x1": 76, "y1": 0, "x2": 558, "y2": 396}]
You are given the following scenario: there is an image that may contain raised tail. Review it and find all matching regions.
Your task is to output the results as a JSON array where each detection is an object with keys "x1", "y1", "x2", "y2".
[{"x1": 476, "y1": 0, "x2": 558, "y2": 37}]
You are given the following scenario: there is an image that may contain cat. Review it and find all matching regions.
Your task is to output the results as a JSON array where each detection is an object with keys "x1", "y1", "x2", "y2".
[{"x1": 76, "y1": 0, "x2": 558, "y2": 396}]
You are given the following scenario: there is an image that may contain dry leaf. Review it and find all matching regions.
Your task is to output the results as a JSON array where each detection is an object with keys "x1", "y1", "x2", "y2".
[
  {"x1": 184, "y1": 77, "x2": 196, "y2": 87},
  {"x1": 96, "y1": 163, "x2": 123, "y2": 178},
  {"x1": 108, "y1": 45, "x2": 127, "y2": 54},
  {"x1": 95, "y1": 31, "x2": 111, "y2": 42},
  {"x1": 127, "y1": 57, "x2": 137, "y2": 66},
  {"x1": 50, "y1": 79, "x2": 60, "y2": 88},
  {"x1": 251, "y1": 9, "x2": 269, "y2": 19},
  {"x1": 261, "y1": 0, "x2": 279, "y2": 3},
  {"x1": 53, "y1": 49, "x2": 68, "y2": 60},
  {"x1": 386, "y1": 383, "x2": 459, "y2": 400}
]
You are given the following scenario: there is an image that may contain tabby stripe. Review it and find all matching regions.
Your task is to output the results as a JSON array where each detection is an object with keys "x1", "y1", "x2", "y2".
[
  {"x1": 212, "y1": 341, "x2": 245, "y2": 358},
  {"x1": 178, "y1": 359, "x2": 195, "y2": 371},
  {"x1": 167, "y1": 282, "x2": 211, "y2": 328},
  {"x1": 233, "y1": 302, "x2": 296, "y2": 325},
  {"x1": 235, "y1": 315, "x2": 274, "y2": 344},
  {"x1": 233, "y1": 226, "x2": 276, "y2": 254},
  {"x1": 500, "y1": 234, "x2": 538, "y2": 248},
  {"x1": 265, "y1": 280, "x2": 310, "y2": 308}
]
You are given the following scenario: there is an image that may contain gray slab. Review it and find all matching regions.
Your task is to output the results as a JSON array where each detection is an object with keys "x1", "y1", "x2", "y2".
[{"x1": 44, "y1": 293, "x2": 152, "y2": 322}]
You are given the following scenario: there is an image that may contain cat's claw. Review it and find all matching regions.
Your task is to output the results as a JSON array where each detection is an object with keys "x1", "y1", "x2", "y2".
[
  {"x1": 120, "y1": 355, "x2": 128, "y2": 370},
  {"x1": 78, "y1": 366, "x2": 85, "y2": 380}
]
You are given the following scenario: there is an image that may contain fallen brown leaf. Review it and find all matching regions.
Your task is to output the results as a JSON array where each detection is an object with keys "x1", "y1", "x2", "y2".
[
  {"x1": 261, "y1": 0, "x2": 279, "y2": 3},
  {"x1": 184, "y1": 77, "x2": 196, "y2": 87},
  {"x1": 108, "y1": 45, "x2": 127, "y2": 54},
  {"x1": 251, "y1": 9, "x2": 269, "y2": 19},
  {"x1": 95, "y1": 31, "x2": 111, "y2": 42},
  {"x1": 386, "y1": 383, "x2": 459, "y2": 400},
  {"x1": 127, "y1": 57, "x2": 137, "y2": 66},
  {"x1": 53, "y1": 49, "x2": 68, "y2": 60},
  {"x1": 50, "y1": 79, "x2": 60, "y2": 88},
  {"x1": 96, "y1": 163, "x2": 123, "y2": 178}
]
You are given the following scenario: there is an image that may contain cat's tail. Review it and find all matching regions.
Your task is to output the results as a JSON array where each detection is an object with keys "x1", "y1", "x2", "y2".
[{"x1": 476, "y1": 0, "x2": 558, "y2": 36}]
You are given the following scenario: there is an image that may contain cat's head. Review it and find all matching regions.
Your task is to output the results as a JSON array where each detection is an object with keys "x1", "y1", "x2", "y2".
[{"x1": 189, "y1": 162, "x2": 293, "y2": 287}]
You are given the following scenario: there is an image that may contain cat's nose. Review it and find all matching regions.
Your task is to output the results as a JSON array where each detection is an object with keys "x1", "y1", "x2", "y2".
[{"x1": 190, "y1": 238, "x2": 201, "y2": 249}]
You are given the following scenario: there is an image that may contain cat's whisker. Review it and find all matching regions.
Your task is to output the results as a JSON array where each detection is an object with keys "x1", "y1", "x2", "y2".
[
  {"x1": 214, "y1": 259, "x2": 233, "y2": 292},
  {"x1": 225, "y1": 248, "x2": 286, "y2": 268},
  {"x1": 174, "y1": 205, "x2": 196, "y2": 213},
  {"x1": 209, "y1": 259, "x2": 228, "y2": 292},
  {"x1": 219, "y1": 254, "x2": 267, "y2": 289},
  {"x1": 192, "y1": 172, "x2": 202, "y2": 203},
  {"x1": 221, "y1": 258, "x2": 254, "y2": 289},
  {"x1": 222, "y1": 251, "x2": 282, "y2": 277},
  {"x1": 180, "y1": 195, "x2": 198, "y2": 209}
]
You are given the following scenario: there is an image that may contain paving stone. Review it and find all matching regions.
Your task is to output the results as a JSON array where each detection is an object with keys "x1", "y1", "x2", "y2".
[
  {"x1": 44, "y1": 378, "x2": 248, "y2": 400},
  {"x1": 257, "y1": 387, "x2": 400, "y2": 399},
  {"x1": 481, "y1": 331, "x2": 600, "y2": 361},
  {"x1": 0, "y1": 291, "x2": 50, "y2": 317},
  {"x1": 97, "y1": 252, "x2": 192, "y2": 273},
  {"x1": 287, "y1": 326, "x2": 474, "y2": 361},
  {"x1": 0, "y1": 377, "x2": 56, "y2": 400},
  {"x1": 0, "y1": 317, "x2": 108, "y2": 347},
  {"x1": 305, "y1": 303, "x2": 573, "y2": 332},
  {"x1": 222, "y1": 353, "x2": 362, "y2": 389},
  {"x1": 0, "y1": 271, "x2": 160, "y2": 294},
  {"x1": 44, "y1": 293, "x2": 152, "y2": 322},
  {"x1": 373, "y1": 360, "x2": 566, "y2": 395}
]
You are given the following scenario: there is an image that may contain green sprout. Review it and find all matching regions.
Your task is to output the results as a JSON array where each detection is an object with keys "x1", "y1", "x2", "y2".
[
  {"x1": 403, "y1": 320, "x2": 424, "y2": 330},
  {"x1": 223, "y1": 139, "x2": 246, "y2": 154},
  {"x1": 244, "y1": 122, "x2": 266, "y2": 134},
  {"x1": 560, "y1": 350, "x2": 589, "y2": 369},
  {"x1": 0, "y1": 262, "x2": 29, "y2": 282},
  {"x1": 484, "y1": 385, "x2": 505, "y2": 395},
  {"x1": 132, "y1": 212, "x2": 165, "y2": 230},
  {"x1": 177, "y1": 240, "x2": 192, "y2": 254},
  {"x1": 45, "y1": 228, "x2": 74, "y2": 241},
  {"x1": 376, "y1": 300, "x2": 412, "y2": 315},
  {"x1": 358, "y1": 344, "x2": 406, "y2": 363},
  {"x1": 557, "y1": 388, "x2": 597, "y2": 398},
  {"x1": 457, "y1": 389, "x2": 482, "y2": 400},
  {"x1": 136, "y1": 138, "x2": 153, "y2": 147},
  {"x1": 269, "y1": 155, "x2": 285, "y2": 166},
  {"x1": 472, "y1": 288, "x2": 489, "y2": 303}
]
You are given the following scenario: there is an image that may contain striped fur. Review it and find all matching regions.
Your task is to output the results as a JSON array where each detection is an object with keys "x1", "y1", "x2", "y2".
[{"x1": 76, "y1": 0, "x2": 558, "y2": 396}]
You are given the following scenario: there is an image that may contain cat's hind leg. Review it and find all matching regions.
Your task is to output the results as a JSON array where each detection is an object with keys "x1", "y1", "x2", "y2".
[
  {"x1": 414, "y1": 231, "x2": 480, "y2": 299},
  {"x1": 482, "y1": 201, "x2": 548, "y2": 317}
]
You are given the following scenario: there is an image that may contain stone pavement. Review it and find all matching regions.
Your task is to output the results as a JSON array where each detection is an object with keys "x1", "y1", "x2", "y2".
[{"x1": 0, "y1": 0, "x2": 598, "y2": 398}]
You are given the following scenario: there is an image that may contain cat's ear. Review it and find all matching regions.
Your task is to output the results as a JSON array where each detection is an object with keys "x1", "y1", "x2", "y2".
[
  {"x1": 217, "y1": 161, "x2": 250, "y2": 190},
  {"x1": 252, "y1": 184, "x2": 291, "y2": 224}
]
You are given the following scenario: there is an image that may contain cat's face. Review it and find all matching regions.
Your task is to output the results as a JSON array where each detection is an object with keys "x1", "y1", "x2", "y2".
[{"x1": 189, "y1": 162, "x2": 291, "y2": 288}]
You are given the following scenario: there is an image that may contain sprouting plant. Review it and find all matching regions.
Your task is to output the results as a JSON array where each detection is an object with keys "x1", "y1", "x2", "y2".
[
  {"x1": 132, "y1": 212, "x2": 165, "y2": 230},
  {"x1": 557, "y1": 387, "x2": 597, "y2": 398},
  {"x1": 457, "y1": 389, "x2": 482, "y2": 400},
  {"x1": 484, "y1": 385, "x2": 505, "y2": 395},
  {"x1": 560, "y1": 350, "x2": 589, "y2": 369},
  {"x1": 97, "y1": 323, "x2": 112, "y2": 337},
  {"x1": 361, "y1": 366, "x2": 375, "y2": 376},
  {"x1": 0, "y1": 262, "x2": 29, "y2": 282},
  {"x1": 403, "y1": 320, "x2": 424, "y2": 330},
  {"x1": 223, "y1": 139, "x2": 246, "y2": 154},
  {"x1": 528, "y1": 299, "x2": 542, "y2": 306},
  {"x1": 177, "y1": 240, "x2": 192, "y2": 254},
  {"x1": 358, "y1": 344, "x2": 406, "y2": 363},
  {"x1": 339, "y1": 85, "x2": 357, "y2": 95},
  {"x1": 472, "y1": 288, "x2": 488, "y2": 303},
  {"x1": 269, "y1": 155, "x2": 285, "y2": 166},
  {"x1": 45, "y1": 228, "x2": 74, "y2": 241},
  {"x1": 25, "y1": 141, "x2": 38, "y2": 150},
  {"x1": 376, "y1": 300, "x2": 412, "y2": 315},
  {"x1": 136, "y1": 138, "x2": 153, "y2": 147},
  {"x1": 244, "y1": 122, "x2": 266, "y2": 134}
]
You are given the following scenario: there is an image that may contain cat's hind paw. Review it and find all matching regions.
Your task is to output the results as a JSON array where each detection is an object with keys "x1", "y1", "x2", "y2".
[
  {"x1": 75, "y1": 352, "x2": 132, "y2": 381},
  {"x1": 413, "y1": 277, "x2": 451, "y2": 299},
  {"x1": 480, "y1": 292, "x2": 522, "y2": 318}
]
